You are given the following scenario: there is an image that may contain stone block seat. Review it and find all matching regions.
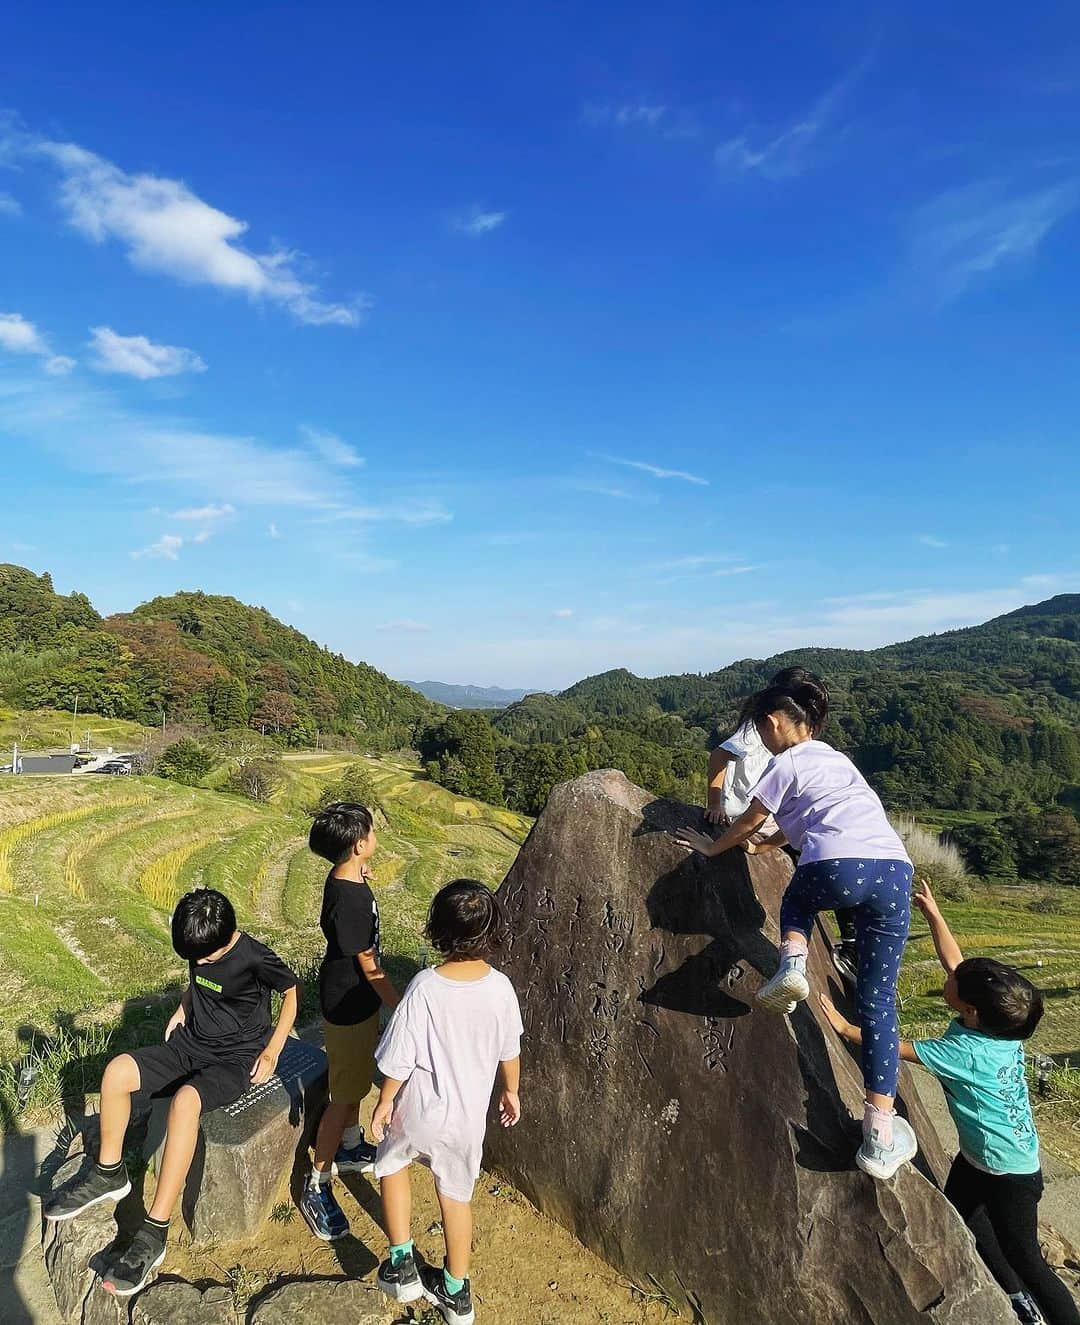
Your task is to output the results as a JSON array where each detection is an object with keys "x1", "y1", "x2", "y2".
[{"x1": 150, "y1": 1035, "x2": 327, "y2": 1244}]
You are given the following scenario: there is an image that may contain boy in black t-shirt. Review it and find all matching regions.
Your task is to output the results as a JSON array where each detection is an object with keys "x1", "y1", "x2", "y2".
[
  {"x1": 44, "y1": 889, "x2": 298, "y2": 1297},
  {"x1": 300, "y1": 801, "x2": 400, "y2": 1241}
]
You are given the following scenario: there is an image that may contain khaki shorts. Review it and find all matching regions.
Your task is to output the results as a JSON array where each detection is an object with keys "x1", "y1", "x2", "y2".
[{"x1": 322, "y1": 1013, "x2": 380, "y2": 1103}]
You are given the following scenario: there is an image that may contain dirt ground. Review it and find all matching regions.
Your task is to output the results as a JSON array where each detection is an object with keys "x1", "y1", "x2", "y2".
[{"x1": 164, "y1": 1096, "x2": 675, "y2": 1325}]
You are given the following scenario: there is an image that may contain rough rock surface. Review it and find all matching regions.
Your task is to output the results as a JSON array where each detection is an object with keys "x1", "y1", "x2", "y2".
[
  {"x1": 151, "y1": 1037, "x2": 327, "y2": 1244},
  {"x1": 485, "y1": 769, "x2": 1015, "y2": 1325},
  {"x1": 248, "y1": 1278, "x2": 387, "y2": 1323},
  {"x1": 130, "y1": 1282, "x2": 234, "y2": 1325}
]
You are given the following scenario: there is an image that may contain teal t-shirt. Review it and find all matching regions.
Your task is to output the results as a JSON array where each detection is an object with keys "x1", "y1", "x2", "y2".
[{"x1": 913, "y1": 1019, "x2": 1039, "y2": 1175}]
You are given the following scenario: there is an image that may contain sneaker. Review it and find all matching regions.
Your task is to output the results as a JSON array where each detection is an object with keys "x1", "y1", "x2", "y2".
[
  {"x1": 1010, "y1": 1292, "x2": 1046, "y2": 1324},
  {"x1": 856, "y1": 1116, "x2": 918, "y2": 1180},
  {"x1": 331, "y1": 1139, "x2": 377, "y2": 1175},
  {"x1": 298, "y1": 1180, "x2": 349, "y2": 1241},
  {"x1": 419, "y1": 1259, "x2": 476, "y2": 1325},
  {"x1": 100, "y1": 1227, "x2": 166, "y2": 1297},
  {"x1": 44, "y1": 1162, "x2": 131, "y2": 1222},
  {"x1": 377, "y1": 1250, "x2": 424, "y2": 1304},
  {"x1": 756, "y1": 964, "x2": 810, "y2": 1014},
  {"x1": 831, "y1": 943, "x2": 859, "y2": 990}
]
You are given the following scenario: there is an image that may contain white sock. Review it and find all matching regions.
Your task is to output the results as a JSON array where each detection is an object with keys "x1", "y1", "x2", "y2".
[
  {"x1": 864, "y1": 1104, "x2": 894, "y2": 1148},
  {"x1": 341, "y1": 1124, "x2": 364, "y2": 1149},
  {"x1": 779, "y1": 939, "x2": 808, "y2": 975},
  {"x1": 309, "y1": 1166, "x2": 331, "y2": 1187}
]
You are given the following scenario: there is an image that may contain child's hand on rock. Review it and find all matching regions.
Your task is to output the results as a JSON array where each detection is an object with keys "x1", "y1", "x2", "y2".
[
  {"x1": 673, "y1": 827, "x2": 715, "y2": 856},
  {"x1": 250, "y1": 1048, "x2": 279, "y2": 1085},
  {"x1": 819, "y1": 994, "x2": 851, "y2": 1037}
]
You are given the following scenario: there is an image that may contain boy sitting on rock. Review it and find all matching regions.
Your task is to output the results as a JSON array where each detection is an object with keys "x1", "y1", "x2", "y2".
[{"x1": 44, "y1": 888, "x2": 298, "y2": 1298}]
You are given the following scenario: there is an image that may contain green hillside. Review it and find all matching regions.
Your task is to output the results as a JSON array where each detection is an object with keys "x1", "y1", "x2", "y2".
[
  {"x1": 0, "y1": 565, "x2": 438, "y2": 749},
  {"x1": 0, "y1": 753, "x2": 529, "y2": 1122}
]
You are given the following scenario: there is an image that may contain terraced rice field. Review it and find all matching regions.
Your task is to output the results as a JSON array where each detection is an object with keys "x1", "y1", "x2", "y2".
[{"x1": 0, "y1": 753, "x2": 530, "y2": 1061}]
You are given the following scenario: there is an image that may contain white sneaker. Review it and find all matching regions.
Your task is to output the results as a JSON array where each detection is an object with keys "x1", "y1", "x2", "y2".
[
  {"x1": 856, "y1": 1116, "x2": 918, "y2": 1180},
  {"x1": 755, "y1": 965, "x2": 810, "y2": 1013}
]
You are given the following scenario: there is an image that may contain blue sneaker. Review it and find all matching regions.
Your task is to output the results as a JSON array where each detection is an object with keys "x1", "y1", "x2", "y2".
[
  {"x1": 856, "y1": 1116, "x2": 918, "y2": 1180},
  {"x1": 331, "y1": 1139, "x2": 377, "y2": 1175},
  {"x1": 299, "y1": 1181, "x2": 349, "y2": 1241}
]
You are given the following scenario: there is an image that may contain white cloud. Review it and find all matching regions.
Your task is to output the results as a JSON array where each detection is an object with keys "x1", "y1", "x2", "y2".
[
  {"x1": 918, "y1": 534, "x2": 949, "y2": 549},
  {"x1": 30, "y1": 137, "x2": 362, "y2": 326},
  {"x1": 0, "y1": 312, "x2": 48, "y2": 354},
  {"x1": 910, "y1": 180, "x2": 1079, "y2": 299},
  {"x1": 300, "y1": 424, "x2": 364, "y2": 467},
  {"x1": 716, "y1": 52, "x2": 873, "y2": 180},
  {"x1": 321, "y1": 499, "x2": 452, "y2": 526},
  {"x1": 376, "y1": 619, "x2": 432, "y2": 634},
  {"x1": 170, "y1": 503, "x2": 234, "y2": 521},
  {"x1": 0, "y1": 192, "x2": 21, "y2": 216},
  {"x1": 45, "y1": 355, "x2": 75, "y2": 375},
  {"x1": 455, "y1": 206, "x2": 507, "y2": 236},
  {"x1": 89, "y1": 325, "x2": 207, "y2": 379},
  {"x1": 552, "y1": 608, "x2": 574, "y2": 618},
  {"x1": 713, "y1": 563, "x2": 763, "y2": 576},
  {"x1": 583, "y1": 103, "x2": 667, "y2": 129},
  {"x1": 603, "y1": 455, "x2": 709, "y2": 486},
  {"x1": 132, "y1": 533, "x2": 183, "y2": 561},
  {"x1": 268, "y1": 522, "x2": 281, "y2": 539},
  {"x1": 190, "y1": 529, "x2": 212, "y2": 544}
]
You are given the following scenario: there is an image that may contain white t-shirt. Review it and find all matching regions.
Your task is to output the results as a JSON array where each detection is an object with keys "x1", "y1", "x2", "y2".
[
  {"x1": 374, "y1": 965, "x2": 523, "y2": 1198},
  {"x1": 718, "y1": 722, "x2": 773, "y2": 819},
  {"x1": 751, "y1": 739, "x2": 909, "y2": 864}
]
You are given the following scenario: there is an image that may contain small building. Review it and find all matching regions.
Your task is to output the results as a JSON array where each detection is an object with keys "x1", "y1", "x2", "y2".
[{"x1": 15, "y1": 753, "x2": 78, "y2": 775}]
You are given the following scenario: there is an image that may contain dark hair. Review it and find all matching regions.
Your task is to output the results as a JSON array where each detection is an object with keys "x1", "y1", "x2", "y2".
[
  {"x1": 955, "y1": 957, "x2": 1044, "y2": 1040},
  {"x1": 740, "y1": 671, "x2": 829, "y2": 737},
  {"x1": 309, "y1": 802, "x2": 374, "y2": 865},
  {"x1": 172, "y1": 888, "x2": 237, "y2": 961},
  {"x1": 425, "y1": 879, "x2": 504, "y2": 960}
]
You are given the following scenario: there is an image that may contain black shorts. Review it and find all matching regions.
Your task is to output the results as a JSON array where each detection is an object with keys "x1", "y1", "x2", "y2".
[{"x1": 129, "y1": 1031, "x2": 251, "y2": 1114}]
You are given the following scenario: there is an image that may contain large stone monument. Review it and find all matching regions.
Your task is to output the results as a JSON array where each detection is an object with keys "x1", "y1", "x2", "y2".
[{"x1": 485, "y1": 769, "x2": 1015, "y2": 1325}]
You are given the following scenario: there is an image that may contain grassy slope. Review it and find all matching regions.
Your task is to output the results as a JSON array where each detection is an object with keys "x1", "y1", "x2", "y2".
[
  {"x1": 0, "y1": 752, "x2": 529, "y2": 1068},
  {"x1": 0, "y1": 707, "x2": 154, "y2": 751}
]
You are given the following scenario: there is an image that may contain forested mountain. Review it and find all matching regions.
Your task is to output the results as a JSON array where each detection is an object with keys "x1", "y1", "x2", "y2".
[
  {"x1": 404, "y1": 680, "x2": 535, "y2": 709},
  {"x1": 420, "y1": 598, "x2": 1080, "y2": 881},
  {"x1": 0, "y1": 565, "x2": 437, "y2": 748}
]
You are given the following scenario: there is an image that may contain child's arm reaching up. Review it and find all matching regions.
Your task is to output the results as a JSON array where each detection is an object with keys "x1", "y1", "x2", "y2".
[
  {"x1": 498, "y1": 1056, "x2": 521, "y2": 1128},
  {"x1": 914, "y1": 877, "x2": 964, "y2": 974},
  {"x1": 819, "y1": 995, "x2": 920, "y2": 1063}
]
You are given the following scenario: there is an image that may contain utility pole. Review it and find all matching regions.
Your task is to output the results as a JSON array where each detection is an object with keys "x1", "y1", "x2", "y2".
[
  {"x1": 11, "y1": 741, "x2": 17, "y2": 777},
  {"x1": 71, "y1": 694, "x2": 79, "y2": 751}
]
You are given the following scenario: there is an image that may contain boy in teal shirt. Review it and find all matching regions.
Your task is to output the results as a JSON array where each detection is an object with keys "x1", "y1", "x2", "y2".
[{"x1": 822, "y1": 880, "x2": 1078, "y2": 1325}]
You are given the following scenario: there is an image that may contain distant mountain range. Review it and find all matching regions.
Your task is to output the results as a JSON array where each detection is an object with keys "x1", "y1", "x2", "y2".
[{"x1": 403, "y1": 680, "x2": 540, "y2": 709}]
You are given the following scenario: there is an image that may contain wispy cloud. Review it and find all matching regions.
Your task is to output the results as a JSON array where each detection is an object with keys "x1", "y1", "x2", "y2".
[
  {"x1": 21, "y1": 134, "x2": 362, "y2": 326},
  {"x1": 653, "y1": 554, "x2": 742, "y2": 571},
  {"x1": 0, "y1": 312, "x2": 73, "y2": 375},
  {"x1": 602, "y1": 455, "x2": 709, "y2": 486},
  {"x1": 552, "y1": 608, "x2": 574, "y2": 618},
  {"x1": 713, "y1": 563, "x2": 763, "y2": 577},
  {"x1": 0, "y1": 192, "x2": 21, "y2": 216},
  {"x1": 566, "y1": 480, "x2": 648, "y2": 502},
  {"x1": 169, "y1": 503, "x2": 234, "y2": 521},
  {"x1": 716, "y1": 52, "x2": 873, "y2": 180},
  {"x1": 268, "y1": 522, "x2": 281, "y2": 539},
  {"x1": 89, "y1": 326, "x2": 207, "y2": 379},
  {"x1": 582, "y1": 102, "x2": 667, "y2": 129},
  {"x1": 376, "y1": 618, "x2": 431, "y2": 634},
  {"x1": 918, "y1": 534, "x2": 949, "y2": 549},
  {"x1": 0, "y1": 312, "x2": 48, "y2": 355},
  {"x1": 910, "y1": 179, "x2": 1079, "y2": 300},
  {"x1": 320, "y1": 500, "x2": 452, "y2": 526},
  {"x1": 455, "y1": 206, "x2": 507, "y2": 236},
  {"x1": 132, "y1": 533, "x2": 183, "y2": 561},
  {"x1": 300, "y1": 424, "x2": 364, "y2": 468}
]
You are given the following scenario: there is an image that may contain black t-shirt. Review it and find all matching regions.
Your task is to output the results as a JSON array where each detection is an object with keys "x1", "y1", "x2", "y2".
[
  {"x1": 183, "y1": 933, "x2": 298, "y2": 1062},
  {"x1": 319, "y1": 873, "x2": 381, "y2": 1025}
]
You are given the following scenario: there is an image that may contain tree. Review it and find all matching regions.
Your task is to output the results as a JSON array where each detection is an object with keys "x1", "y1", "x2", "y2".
[
  {"x1": 157, "y1": 738, "x2": 216, "y2": 785},
  {"x1": 230, "y1": 756, "x2": 283, "y2": 803}
]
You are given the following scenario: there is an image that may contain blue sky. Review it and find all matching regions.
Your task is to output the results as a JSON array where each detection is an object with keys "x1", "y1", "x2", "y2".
[{"x1": 2, "y1": 1, "x2": 1079, "y2": 689}]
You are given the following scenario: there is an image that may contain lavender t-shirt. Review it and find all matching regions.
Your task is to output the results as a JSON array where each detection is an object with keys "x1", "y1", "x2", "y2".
[{"x1": 751, "y1": 740, "x2": 909, "y2": 865}]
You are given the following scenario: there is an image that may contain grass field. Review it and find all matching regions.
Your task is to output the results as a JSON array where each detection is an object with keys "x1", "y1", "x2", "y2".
[
  {"x1": 0, "y1": 706, "x2": 154, "y2": 753},
  {"x1": 0, "y1": 750, "x2": 530, "y2": 1122}
]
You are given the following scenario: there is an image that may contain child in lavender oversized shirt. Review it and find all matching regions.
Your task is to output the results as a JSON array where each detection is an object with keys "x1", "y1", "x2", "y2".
[
  {"x1": 675, "y1": 672, "x2": 917, "y2": 1183},
  {"x1": 371, "y1": 880, "x2": 522, "y2": 1325}
]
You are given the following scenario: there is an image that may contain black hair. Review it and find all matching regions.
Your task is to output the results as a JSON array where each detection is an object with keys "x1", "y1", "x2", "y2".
[
  {"x1": 172, "y1": 888, "x2": 237, "y2": 961},
  {"x1": 740, "y1": 671, "x2": 830, "y2": 737},
  {"x1": 309, "y1": 801, "x2": 374, "y2": 865},
  {"x1": 955, "y1": 957, "x2": 1044, "y2": 1040},
  {"x1": 425, "y1": 879, "x2": 504, "y2": 960}
]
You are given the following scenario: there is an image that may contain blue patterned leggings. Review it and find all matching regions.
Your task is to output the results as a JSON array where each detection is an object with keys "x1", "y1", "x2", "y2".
[{"x1": 780, "y1": 857, "x2": 913, "y2": 1097}]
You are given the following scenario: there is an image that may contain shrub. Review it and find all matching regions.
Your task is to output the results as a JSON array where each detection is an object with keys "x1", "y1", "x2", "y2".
[
  {"x1": 156, "y1": 738, "x2": 216, "y2": 785},
  {"x1": 1027, "y1": 891, "x2": 1065, "y2": 915},
  {"x1": 893, "y1": 817, "x2": 973, "y2": 901},
  {"x1": 229, "y1": 756, "x2": 283, "y2": 803}
]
